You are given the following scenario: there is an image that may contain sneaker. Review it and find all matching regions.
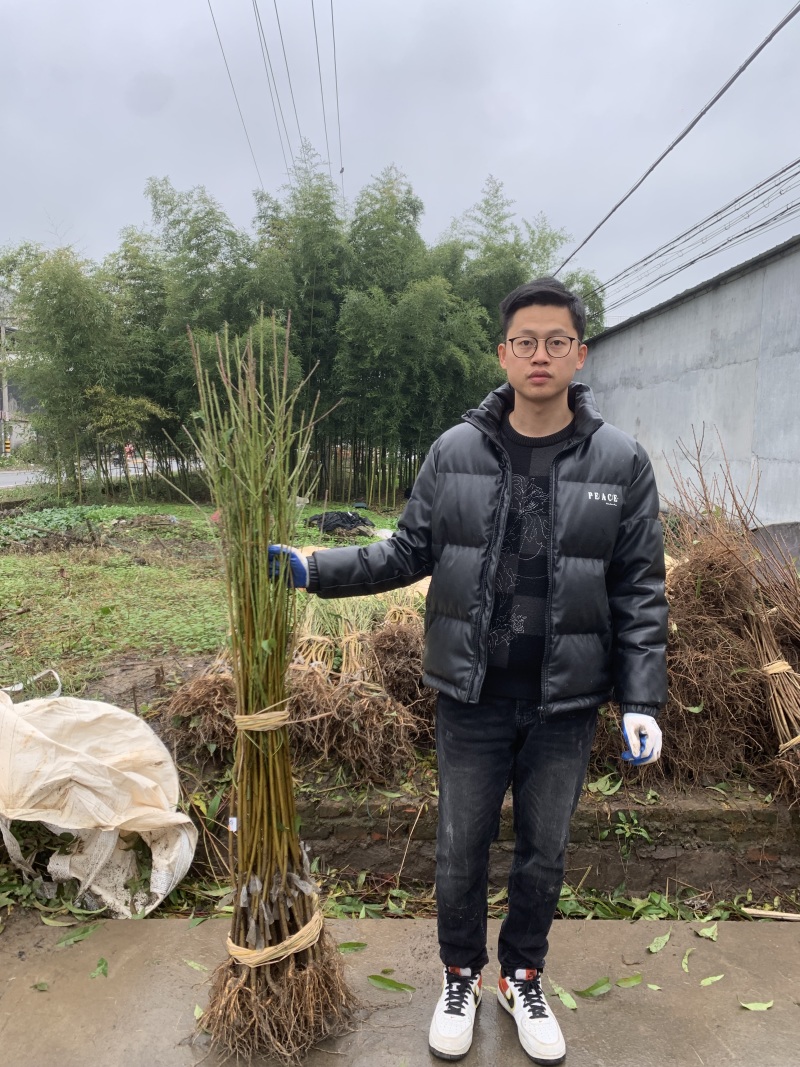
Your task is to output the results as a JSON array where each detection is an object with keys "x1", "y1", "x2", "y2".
[
  {"x1": 428, "y1": 966, "x2": 483, "y2": 1060},
  {"x1": 497, "y1": 968, "x2": 566, "y2": 1064}
]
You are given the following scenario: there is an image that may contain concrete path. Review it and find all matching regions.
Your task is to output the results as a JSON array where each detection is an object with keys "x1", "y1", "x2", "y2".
[{"x1": 1, "y1": 913, "x2": 798, "y2": 1067}]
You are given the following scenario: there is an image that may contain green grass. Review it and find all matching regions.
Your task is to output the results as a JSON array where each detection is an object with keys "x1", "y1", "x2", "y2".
[
  {"x1": 0, "y1": 545, "x2": 227, "y2": 692},
  {"x1": 0, "y1": 499, "x2": 401, "y2": 693}
]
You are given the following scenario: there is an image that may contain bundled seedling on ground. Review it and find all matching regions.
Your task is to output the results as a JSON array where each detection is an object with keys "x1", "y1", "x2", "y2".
[{"x1": 189, "y1": 319, "x2": 356, "y2": 1063}]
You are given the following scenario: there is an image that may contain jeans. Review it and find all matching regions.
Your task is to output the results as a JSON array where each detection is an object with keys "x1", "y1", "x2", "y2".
[{"x1": 435, "y1": 692, "x2": 597, "y2": 974}]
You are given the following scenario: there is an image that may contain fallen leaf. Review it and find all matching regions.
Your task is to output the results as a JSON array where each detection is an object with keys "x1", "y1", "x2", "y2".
[
  {"x1": 700, "y1": 974, "x2": 725, "y2": 986},
  {"x1": 367, "y1": 974, "x2": 415, "y2": 992},
  {"x1": 337, "y1": 941, "x2": 368, "y2": 954},
  {"x1": 32, "y1": 982, "x2": 49, "y2": 992},
  {"x1": 616, "y1": 974, "x2": 642, "y2": 988},
  {"x1": 40, "y1": 916, "x2": 76, "y2": 928},
  {"x1": 548, "y1": 978, "x2": 578, "y2": 1010},
  {"x1": 740, "y1": 1000, "x2": 773, "y2": 1011},
  {"x1": 185, "y1": 960, "x2": 208, "y2": 972},
  {"x1": 188, "y1": 915, "x2": 208, "y2": 928},
  {"x1": 89, "y1": 958, "x2": 108, "y2": 979},
  {"x1": 697, "y1": 922, "x2": 718, "y2": 942},
  {"x1": 647, "y1": 929, "x2": 672, "y2": 954},
  {"x1": 56, "y1": 923, "x2": 103, "y2": 947},
  {"x1": 574, "y1": 976, "x2": 612, "y2": 998},
  {"x1": 381, "y1": 967, "x2": 395, "y2": 975},
  {"x1": 647, "y1": 984, "x2": 662, "y2": 991},
  {"x1": 194, "y1": 1004, "x2": 204, "y2": 1020},
  {"x1": 682, "y1": 948, "x2": 694, "y2": 973}
]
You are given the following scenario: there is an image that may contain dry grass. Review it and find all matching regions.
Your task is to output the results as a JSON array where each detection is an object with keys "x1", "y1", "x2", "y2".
[
  {"x1": 156, "y1": 657, "x2": 236, "y2": 766},
  {"x1": 288, "y1": 667, "x2": 419, "y2": 785}
]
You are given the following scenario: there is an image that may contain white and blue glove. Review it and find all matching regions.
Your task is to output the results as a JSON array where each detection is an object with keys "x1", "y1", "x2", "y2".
[
  {"x1": 267, "y1": 545, "x2": 309, "y2": 589},
  {"x1": 621, "y1": 712, "x2": 662, "y2": 766}
]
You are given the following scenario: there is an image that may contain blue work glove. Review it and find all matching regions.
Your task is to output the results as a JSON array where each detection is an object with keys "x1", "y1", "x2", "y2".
[
  {"x1": 621, "y1": 712, "x2": 662, "y2": 766},
  {"x1": 267, "y1": 545, "x2": 309, "y2": 588}
]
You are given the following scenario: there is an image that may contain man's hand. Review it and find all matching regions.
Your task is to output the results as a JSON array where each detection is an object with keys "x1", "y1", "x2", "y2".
[
  {"x1": 621, "y1": 712, "x2": 662, "y2": 766},
  {"x1": 267, "y1": 545, "x2": 309, "y2": 589}
]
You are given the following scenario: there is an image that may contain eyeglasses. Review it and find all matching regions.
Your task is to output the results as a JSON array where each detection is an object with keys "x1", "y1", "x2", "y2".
[{"x1": 507, "y1": 335, "x2": 577, "y2": 359}]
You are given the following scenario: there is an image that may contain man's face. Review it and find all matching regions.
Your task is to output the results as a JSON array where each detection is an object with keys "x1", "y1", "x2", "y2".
[{"x1": 498, "y1": 304, "x2": 587, "y2": 407}]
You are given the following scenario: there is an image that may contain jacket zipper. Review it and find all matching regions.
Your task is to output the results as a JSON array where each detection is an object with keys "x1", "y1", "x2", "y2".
[
  {"x1": 466, "y1": 438, "x2": 510, "y2": 702},
  {"x1": 540, "y1": 440, "x2": 580, "y2": 711}
]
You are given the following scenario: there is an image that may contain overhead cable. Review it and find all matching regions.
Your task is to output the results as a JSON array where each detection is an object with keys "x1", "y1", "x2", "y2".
[
  {"x1": 602, "y1": 199, "x2": 800, "y2": 312},
  {"x1": 206, "y1": 0, "x2": 264, "y2": 189},
  {"x1": 597, "y1": 157, "x2": 800, "y2": 296},
  {"x1": 330, "y1": 0, "x2": 346, "y2": 200},
  {"x1": 273, "y1": 0, "x2": 304, "y2": 143},
  {"x1": 253, "y1": 0, "x2": 293, "y2": 174},
  {"x1": 555, "y1": 0, "x2": 800, "y2": 275},
  {"x1": 310, "y1": 0, "x2": 334, "y2": 180}
]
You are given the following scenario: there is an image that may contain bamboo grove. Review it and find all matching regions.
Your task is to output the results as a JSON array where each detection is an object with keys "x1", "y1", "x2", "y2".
[{"x1": 1, "y1": 146, "x2": 604, "y2": 506}]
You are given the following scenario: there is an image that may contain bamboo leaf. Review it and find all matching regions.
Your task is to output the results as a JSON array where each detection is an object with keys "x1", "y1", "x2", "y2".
[
  {"x1": 31, "y1": 982, "x2": 49, "y2": 992},
  {"x1": 740, "y1": 1000, "x2": 773, "y2": 1011},
  {"x1": 647, "y1": 929, "x2": 672, "y2": 954},
  {"x1": 574, "y1": 976, "x2": 612, "y2": 998},
  {"x1": 89, "y1": 958, "x2": 108, "y2": 979},
  {"x1": 697, "y1": 922, "x2": 718, "y2": 941},
  {"x1": 40, "y1": 916, "x2": 77, "y2": 927},
  {"x1": 548, "y1": 978, "x2": 577, "y2": 1010},
  {"x1": 616, "y1": 974, "x2": 642, "y2": 988},
  {"x1": 367, "y1": 974, "x2": 415, "y2": 992},
  {"x1": 700, "y1": 974, "x2": 725, "y2": 986},
  {"x1": 647, "y1": 984, "x2": 662, "y2": 991},
  {"x1": 194, "y1": 1004, "x2": 205, "y2": 1020},
  {"x1": 682, "y1": 948, "x2": 694, "y2": 973},
  {"x1": 337, "y1": 942, "x2": 368, "y2": 954},
  {"x1": 56, "y1": 922, "x2": 103, "y2": 947},
  {"x1": 185, "y1": 960, "x2": 208, "y2": 972}
]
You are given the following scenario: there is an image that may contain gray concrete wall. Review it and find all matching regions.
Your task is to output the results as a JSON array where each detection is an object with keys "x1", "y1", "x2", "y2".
[{"x1": 578, "y1": 239, "x2": 800, "y2": 525}]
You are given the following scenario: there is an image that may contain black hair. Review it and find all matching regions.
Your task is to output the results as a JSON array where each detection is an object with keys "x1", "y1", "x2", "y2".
[{"x1": 499, "y1": 277, "x2": 587, "y2": 340}]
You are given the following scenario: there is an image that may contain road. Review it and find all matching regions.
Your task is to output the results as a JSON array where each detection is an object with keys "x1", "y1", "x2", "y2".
[{"x1": 0, "y1": 467, "x2": 41, "y2": 489}]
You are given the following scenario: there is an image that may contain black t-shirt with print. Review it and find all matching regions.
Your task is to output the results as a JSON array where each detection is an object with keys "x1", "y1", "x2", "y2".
[{"x1": 482, "y1": 414, "x2": 575, "y2": 702}]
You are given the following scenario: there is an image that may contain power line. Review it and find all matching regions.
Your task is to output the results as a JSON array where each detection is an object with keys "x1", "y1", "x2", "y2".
[
  {"x1": 252, "y1": 0, "x2": 293, "y2": 174},
  {"x1": 555, "y1": 0, "x2": 800, "y2": 275},
  {"x1": 597, "y1": 157, "x2": 800, "y2": 299},
  {"x1": 273, "y1": 0, "x2": 304, "y2": 143},
  {"x1": 330, "y1": 0, "x2": 345, "y2": 201},
  {"x1": 602, "y1": 199, "x2": 800, "y2": 313},
  {"x1": 206, "y1": 0, "x2": 264, "y2": 189},
  {"x1": 310, "y1": 0, "x2": 334, "y2": 180}
]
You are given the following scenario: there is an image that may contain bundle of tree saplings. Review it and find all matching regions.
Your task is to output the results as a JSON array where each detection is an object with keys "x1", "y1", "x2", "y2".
[
  {"x1": 287, "y1": 589, "x2": 434, "y2": 784},
  {"x1": 591, "y1": 438, "x2": 800, "y2": 795},
  {"x1": 190, "y1": 320, "x2": 355, "y2": 1063}
]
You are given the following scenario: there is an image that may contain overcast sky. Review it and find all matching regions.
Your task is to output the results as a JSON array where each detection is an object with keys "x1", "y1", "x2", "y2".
[{"x1": 3, "y1": 0, "x2": 800, "y2": 322}]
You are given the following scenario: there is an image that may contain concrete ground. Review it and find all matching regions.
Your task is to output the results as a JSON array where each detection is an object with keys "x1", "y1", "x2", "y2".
[{"x1": 1, "y1": 913, "x2": 798, "y2": 1067}]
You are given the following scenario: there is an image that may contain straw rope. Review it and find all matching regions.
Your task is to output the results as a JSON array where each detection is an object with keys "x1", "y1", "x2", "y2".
[
  {"x1": 762, "y1": 659, "x2": 793, "y2": 676},
  {"x1": 234, "y1": 708, "x2": 290, "y2": 732},
  {"x1": 226, "y1": 907, "x2": 323, "y2": 967}
]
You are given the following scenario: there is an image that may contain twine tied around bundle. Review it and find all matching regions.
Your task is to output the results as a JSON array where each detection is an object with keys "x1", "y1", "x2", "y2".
[
  {"x1": 762, "y1": 659, "x2": 793, "y2": 677},
  {"x1": 226, "y1": 908, "x2": 323, "y2": 967}
]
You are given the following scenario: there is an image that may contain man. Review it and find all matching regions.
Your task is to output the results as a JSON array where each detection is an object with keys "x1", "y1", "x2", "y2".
[{"x1": 270, "y1": 278, "x2": 667, "y2": 1064}]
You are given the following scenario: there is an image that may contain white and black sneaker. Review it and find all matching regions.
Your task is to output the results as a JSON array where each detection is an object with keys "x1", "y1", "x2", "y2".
[
  {"x1": 428, "y1": 965, "x2": 483, "y2": 1060},
  {"x1": 497, "y1": 968, "x2": 566, "y2": 1064}
]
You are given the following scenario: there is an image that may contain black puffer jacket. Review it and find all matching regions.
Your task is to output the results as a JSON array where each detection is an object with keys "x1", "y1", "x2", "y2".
[{"x1": 308, "y1": 382, "x2": 668, "y2": 716}]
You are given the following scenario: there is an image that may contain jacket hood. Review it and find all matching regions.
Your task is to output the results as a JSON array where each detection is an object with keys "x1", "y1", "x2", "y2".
[{"x1": 463, "y1": 381, "x2": 604, "y2": 443}]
